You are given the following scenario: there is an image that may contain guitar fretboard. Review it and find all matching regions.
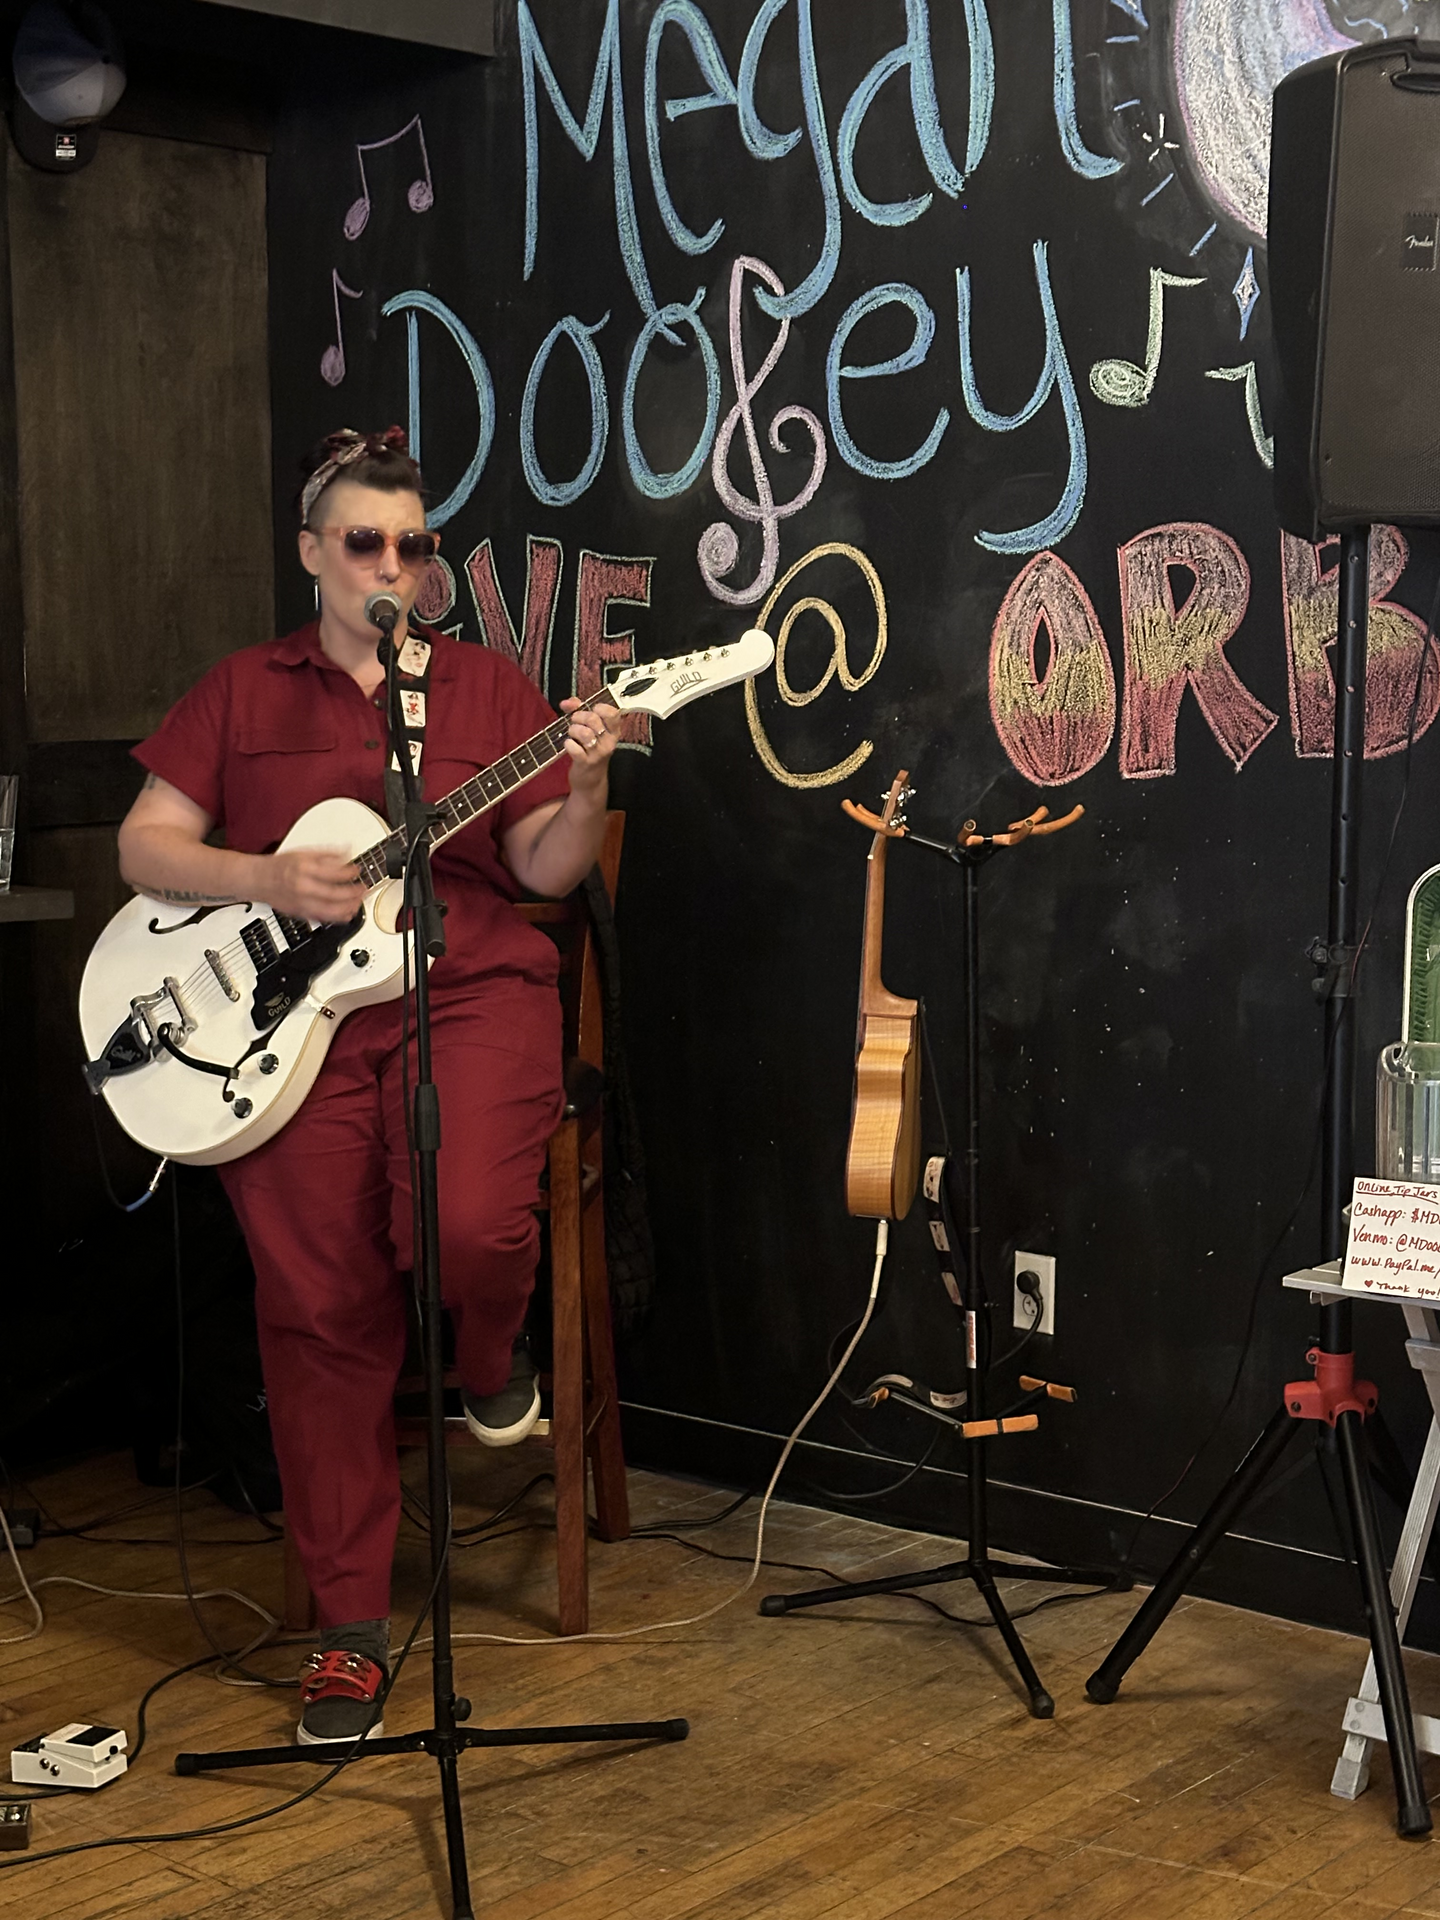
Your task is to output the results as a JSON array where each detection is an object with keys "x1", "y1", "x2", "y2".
[{"x1": 353, "y1": 706, "x2": 595, "y2": 888}]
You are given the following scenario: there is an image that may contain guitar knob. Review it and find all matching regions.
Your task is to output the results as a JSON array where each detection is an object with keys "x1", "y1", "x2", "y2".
[
  {"x1": 232, "y1": 1098, "x2": 254, "y2": 1120},
  {"x1": 350, "y1": 949, "x2": 370, "y2": 969},
  {"x1": 258, "y1": 1053, "x2": 279, "y2": 1074}
]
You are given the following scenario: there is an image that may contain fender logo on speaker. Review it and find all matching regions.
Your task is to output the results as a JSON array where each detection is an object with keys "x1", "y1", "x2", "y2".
[{"x1": 1402, "y1": 213, "x2": 1438, "y2": 269}]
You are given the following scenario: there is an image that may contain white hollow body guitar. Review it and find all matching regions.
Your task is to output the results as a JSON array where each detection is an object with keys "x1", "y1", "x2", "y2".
[{"x1": 80, "y1": 630, "x2": 775, "y2": 1166}]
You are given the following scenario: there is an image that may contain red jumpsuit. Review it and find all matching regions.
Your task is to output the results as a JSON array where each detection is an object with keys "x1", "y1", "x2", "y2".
[{"x1": 135, "y1": 621, "x2": 571, "y2": 1625}]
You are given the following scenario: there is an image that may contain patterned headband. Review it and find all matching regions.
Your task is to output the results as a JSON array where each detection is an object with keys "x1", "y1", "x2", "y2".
[{"x1": 300, "y1": 425, "x2": 412, "y2": 525}]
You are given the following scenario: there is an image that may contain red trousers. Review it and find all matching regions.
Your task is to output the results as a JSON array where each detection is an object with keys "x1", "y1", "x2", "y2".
[{"x1": 220, "y1": 980, "x2": 563, "y2": 1626}]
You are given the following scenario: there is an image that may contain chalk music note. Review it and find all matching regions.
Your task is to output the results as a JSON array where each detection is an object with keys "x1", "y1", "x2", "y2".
[
  {"x1": 1089, "y1": 267, "x2": 1205, "y2": 407},
  {"x1": 320, "y1": 271, "x2": 362, "y2": 386},
  {"x1": 344, "y1": 115, "x2": 434, "y2": 242},
  {"x1": 1205, "y1": 361, "x2": 1274, "y2": 469}
]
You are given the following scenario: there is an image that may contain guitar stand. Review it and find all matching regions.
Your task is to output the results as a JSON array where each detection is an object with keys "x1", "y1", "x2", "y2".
[
  {"x1": 760, "y1": 796, "x2": 1117, "y2": 1719},
  {"x1": 172, "y1": 621, "x2": 688, "y2": 1920},
  {"x1": 1083, "y1": 528, "x2": 1432, "y2": 1841}
]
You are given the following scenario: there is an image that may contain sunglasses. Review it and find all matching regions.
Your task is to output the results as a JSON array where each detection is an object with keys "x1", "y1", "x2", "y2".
[{"x1": 311, "y1": 525, "x2": 441, "y2": 569}]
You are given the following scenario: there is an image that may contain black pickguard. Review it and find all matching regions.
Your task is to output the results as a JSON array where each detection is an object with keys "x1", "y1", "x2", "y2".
[{"x1": 249, "y1": 912, "x2": 363, "y2": 1029}]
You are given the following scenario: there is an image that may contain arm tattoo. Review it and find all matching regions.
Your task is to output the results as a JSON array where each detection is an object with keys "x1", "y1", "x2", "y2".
[
  {"x1": 142, "y1": 772, "x2": 159, "y2": 790},
  {"x1": 130, "y1": 885, "x2": 236, "y2": 905}
]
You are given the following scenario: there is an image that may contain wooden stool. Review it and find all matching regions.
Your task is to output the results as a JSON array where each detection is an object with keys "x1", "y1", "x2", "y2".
[{"x1": 283, "y1": 812, "x2": 631, "y2": 1636}]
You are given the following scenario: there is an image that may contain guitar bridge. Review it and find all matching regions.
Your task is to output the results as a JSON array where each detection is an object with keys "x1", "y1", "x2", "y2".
[{"x1": 82, "y1": 977, "x2": 195, "y2": 1094}]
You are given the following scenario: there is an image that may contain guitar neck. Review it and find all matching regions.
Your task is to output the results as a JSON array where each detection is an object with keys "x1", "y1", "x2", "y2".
[
  {"x1": 858, "y1": 832, "x2": 916, "y2": 1019},
  {"x1": 352, "y1": 691, "x2": 616, "y2": 887}
]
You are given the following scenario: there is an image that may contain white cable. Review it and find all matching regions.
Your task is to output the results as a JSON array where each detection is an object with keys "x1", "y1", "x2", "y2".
[
  {"x1": 436, "y1": 1218, "x2": 892, "y2": 1648},
  {"x1": 0, "y1": 1574, "x2": 276, "y2": 1636},
  {"x1": 0, "y1": 1506, "x2": 44, "y2": 1645}
]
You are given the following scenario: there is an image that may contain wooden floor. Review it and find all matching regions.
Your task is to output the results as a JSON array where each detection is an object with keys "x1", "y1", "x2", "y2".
[{"x1": 2, "y1": 1449, "x2": 1440, "y2": 1919}]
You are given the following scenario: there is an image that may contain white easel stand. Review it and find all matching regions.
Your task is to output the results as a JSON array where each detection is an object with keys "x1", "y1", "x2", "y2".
[{"x1": 1284, "y1": 1263, "x2": 1440, "y2": 1800}]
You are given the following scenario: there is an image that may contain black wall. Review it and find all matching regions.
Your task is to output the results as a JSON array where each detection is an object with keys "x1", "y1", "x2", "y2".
[{"x1": 252, "y1": 0, "x2": 1439, "y2": 1635}]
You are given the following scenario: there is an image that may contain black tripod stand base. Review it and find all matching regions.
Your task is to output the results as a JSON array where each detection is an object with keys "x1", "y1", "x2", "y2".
[
  {"x1": 175, "y1": 1716, "x2": 690, "y2": 1777},
  {"x1": 759, "y1": 1554, "x2": 1114, "y2": 1720}
]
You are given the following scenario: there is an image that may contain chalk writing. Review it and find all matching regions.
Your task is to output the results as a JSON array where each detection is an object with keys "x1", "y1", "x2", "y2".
[
  {"x1": 520, "y1": 0, "x2": 662, "y2": 332},
  {"x1": 1118, "y1": 522, "x2": 1276, "y2": 777},
  {"x1": 1053, "y1": 0, "x2": 1122, "y2": 179},
  {"x1": 574, "y1": 552, "x2": 655, "y2": 747},
  {"x1": 737, "y1": 0, "x2": 799, "y2": 160},
  {"x1": 382, "y1": 291, "x2": 495, "y2": 528},
  {"x1": 750, "y1": 0, "x2": 840, "y2": 321},
  {"x1": 990, "y1": 552, "x2": 1116, "y2": 786},
  {"x1": 744, "y1": 542, "x2": 887, "y2": 788},
  {"x1": 698, "y1": 255, "x2": 826, "y2": 607},
  {"x1": 343, "y1": 115, "x2": 434, "y2": 242},
  {"x1": 957, "y1": 242, "x2": 1087, "y2": 553},
  {"x1": 827, "y1": 282, "x2": 948, "y2": 482},
  {"x1": 623, "y1": 288, "x2": 722, "y2": 500},
  {"x1": 1282, "y1": 527, "x2": 1440, "y2": 759},
  {"x1": 836, "y1": 0, "x2": 968, "y2": 228},
  {"x1": 521, "y1": 313, "x2": 610, "y2": 508},
  {"x1": 467, "y1": 536, "x2": 563, "y2": 687},
  {"x1": 320, "y1": 270, "x2": 361, "y2": 387},
  {"x1": 644, "y1": 0, "x2": 735, "y2": 256},
  {"x1": 413, "y1": 555, "x2": 456, "y2": 626},
  {"x1": 1089, "y1": 267, "x2": 1206, "y2": 408}
]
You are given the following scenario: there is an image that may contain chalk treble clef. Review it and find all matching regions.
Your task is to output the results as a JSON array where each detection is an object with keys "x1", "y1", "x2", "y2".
[{"x1": 698, "y1": 256, "x2": 827, "y2": 608}]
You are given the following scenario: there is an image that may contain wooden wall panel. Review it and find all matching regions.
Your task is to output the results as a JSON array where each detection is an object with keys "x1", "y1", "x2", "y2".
[
  {"x1": 9, "y1": 131, "x2": 272, "y2": 744},
  {"x1": 25, "y1": 826, "x2": 149, "y2": 1230}
]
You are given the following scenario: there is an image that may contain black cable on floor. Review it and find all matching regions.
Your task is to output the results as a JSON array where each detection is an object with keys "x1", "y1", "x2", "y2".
[{"x1": 645, "y1": 1529, "x2": 1119, "y2": 1629}]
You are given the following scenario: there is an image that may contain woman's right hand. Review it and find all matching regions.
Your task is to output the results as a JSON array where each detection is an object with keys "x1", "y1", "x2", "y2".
[{"x1": 261, "y1": 849, "x2": 366, "y2": 923}]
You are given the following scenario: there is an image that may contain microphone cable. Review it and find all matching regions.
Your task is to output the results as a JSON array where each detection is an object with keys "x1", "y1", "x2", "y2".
[{"x1": 438, "y1": 1218, "x2": 893, "y2": 1649}]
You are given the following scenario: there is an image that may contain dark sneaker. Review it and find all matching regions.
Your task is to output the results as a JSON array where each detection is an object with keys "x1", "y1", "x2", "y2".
[
  {"x1": 462, "y1": 1341, "x2": 541, "y2": 1447},
  {"x1": 296, "y1": 1648, "x2": 387, "y2": 1746}
]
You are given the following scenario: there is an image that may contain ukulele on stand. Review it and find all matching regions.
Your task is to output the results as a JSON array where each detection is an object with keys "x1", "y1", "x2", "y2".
[{"x1": 843, "y1": 771, "x2": 921, "y2": 1221}]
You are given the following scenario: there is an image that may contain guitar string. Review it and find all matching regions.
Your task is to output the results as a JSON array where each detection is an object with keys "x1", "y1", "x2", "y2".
[{"x1": 149, "y1": 712, "x2": 583, "y2": 1035}]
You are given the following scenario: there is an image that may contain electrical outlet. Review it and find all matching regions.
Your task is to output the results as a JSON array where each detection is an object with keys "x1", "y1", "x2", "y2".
[{"x1": 1013, "y1": 1252, "x2": 1056, "y2": 1335}]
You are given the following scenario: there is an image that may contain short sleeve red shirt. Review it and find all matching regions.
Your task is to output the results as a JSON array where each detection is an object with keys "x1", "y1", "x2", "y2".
[{"x1": 132, "y1": 620, "x2": 574, "y2": 994}]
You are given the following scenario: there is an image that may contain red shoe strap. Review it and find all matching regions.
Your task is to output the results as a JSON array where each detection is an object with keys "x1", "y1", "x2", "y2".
[{"x1": 299, "y1": 1649, "x2": 385, "y2": 1706}]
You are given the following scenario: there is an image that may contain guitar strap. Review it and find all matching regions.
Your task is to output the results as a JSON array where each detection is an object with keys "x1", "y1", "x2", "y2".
[{"x1": 383, "y1": 627, "x2": 434, "y2": 829}]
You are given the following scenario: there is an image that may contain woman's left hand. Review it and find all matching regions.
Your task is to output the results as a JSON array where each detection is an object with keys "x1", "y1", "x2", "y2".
[{"x1": 559, "y1": 697, "x2": 624, "y2": 794}]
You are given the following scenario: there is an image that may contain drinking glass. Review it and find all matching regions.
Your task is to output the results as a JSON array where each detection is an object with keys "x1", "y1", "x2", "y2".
[{"x1": 0, "y1": 775, "x2": 15, "y2": 892}]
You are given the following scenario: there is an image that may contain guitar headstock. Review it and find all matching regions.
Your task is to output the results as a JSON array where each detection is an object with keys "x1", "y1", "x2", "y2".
[
  {"x1": 842, "y1": 770, "x2": 913, "y2": 839},
  {"x1": 605, "y1": 629, "x2": 775, "y2": 720}
]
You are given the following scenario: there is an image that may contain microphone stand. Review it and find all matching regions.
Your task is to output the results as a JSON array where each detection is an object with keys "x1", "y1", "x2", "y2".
[{"x1": 174, "y1": 611, "x2": 688, "y2": 1920}]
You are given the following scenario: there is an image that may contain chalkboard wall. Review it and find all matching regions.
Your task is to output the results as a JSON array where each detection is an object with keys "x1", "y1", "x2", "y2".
[{"x1": 265, "y1": 0, "x2": 1440, "y2": 1635}]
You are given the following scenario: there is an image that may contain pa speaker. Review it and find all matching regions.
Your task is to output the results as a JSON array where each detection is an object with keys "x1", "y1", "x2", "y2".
[{"x1": 1270, "y1": 38, "x2": 1440, "y2": 539}]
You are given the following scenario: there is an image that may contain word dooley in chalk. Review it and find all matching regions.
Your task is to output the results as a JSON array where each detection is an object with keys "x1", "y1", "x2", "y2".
[{"x1": 1342, "y1": 1177, "x2": 1440, "y2": 1298}]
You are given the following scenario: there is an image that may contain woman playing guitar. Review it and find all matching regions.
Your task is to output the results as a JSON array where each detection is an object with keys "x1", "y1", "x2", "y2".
[{"x1": 115, "y1": 428, "x2": 623, "y2": 1744}]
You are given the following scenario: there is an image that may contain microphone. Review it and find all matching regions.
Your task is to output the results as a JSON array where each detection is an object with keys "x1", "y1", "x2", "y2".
[{"x1": 364, "y1": 590, "x2": 402, "y2": 633}]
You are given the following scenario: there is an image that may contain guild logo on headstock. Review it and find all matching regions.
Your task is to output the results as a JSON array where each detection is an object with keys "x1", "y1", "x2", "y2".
[
  {"x1": 1402, "y1": 212, "x2": 1438, "y2": 269},
  {"x1": 669, "y1": 671, "x2": 703, "y2": 696}
]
